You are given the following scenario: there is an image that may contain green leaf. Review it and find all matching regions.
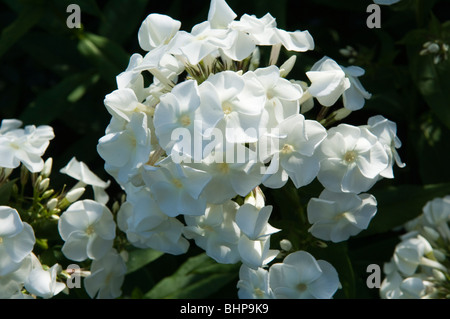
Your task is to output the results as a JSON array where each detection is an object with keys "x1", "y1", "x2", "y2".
[
  {"x1": 77, "y1": 32, "x2": 129, "y2": 86},
  {"x1": 19, "y1": 69, "x2": 98, "y2": 125},
  {"x1": 126, "y1": 248, "x2": 164, "y2": 275},
  {"x1": 99, "y1": 0, "x2": 150, "y2": 44},
  {"x1": 360, "y1": 183, "x2": 450, "y2": 237},
  {"x1": 0, "y1": 0, "x2": 45, "y2": 59},
  {"x1": 144, "y1": 253, "x2": 240, "y2": 299}
]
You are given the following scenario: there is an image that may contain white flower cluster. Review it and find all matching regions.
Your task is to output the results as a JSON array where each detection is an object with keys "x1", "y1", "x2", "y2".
[
  {"x1": 380, "y1": 196, "x2": 450, "y2": 299},
  {"x1": 237, "y1": 250, "x2": 340, "y2": 299},
  {"x1": 57, "y1": 158, "x2": 127, "y2": 299},
  {"x1": 0, "y1": 119, "x2": 126, "y2": 299},
  {"x1": 97, "y1": 0, "x2": 405, "y2": 298},
  {"x1": 0, "y1": 119, "x2": 54, "y2": 174}
]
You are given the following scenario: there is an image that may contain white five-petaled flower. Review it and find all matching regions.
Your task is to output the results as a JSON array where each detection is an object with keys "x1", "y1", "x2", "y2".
[
  {"x1": 142, "y1": 160, "x2": 211, "y2": 217},
  {"x1": 237, "y1": 265, "x2": 274, "y2": 299},
  {"x1": 268, "y1": 250, "x2": 340, "y2": 299},
  {"x1": 367, "y1": 115, "x2": 405, "y2": 179},
  {"x1": 117, "y1": 185, "x2": 190, "y2": 255},
  {"x1": 261, "y1": 114, "x2": 327, "y2": 189},
  {"x1": 306, "y1": 57, "x2": 371, "y2": 111},
  {"x1": 235, "y1": 203, "x2": 280, "y2": 269},
  {"x1": 0, "y1": 119, "x2": 54, "y2": 173},
  {"x1": 307, "y1": 189, "x2": 377, "y2": 242},
  {"x1": 0, "y1": 206, "x2": 35, "y2": 276},
  {"x1": 306, "y1": 57, "x2": 350, "y2": 107},
  {"x1": 184, "y1": 200, "x2": 241, "y2": 264},
  {"x1": 317, "y1": 124, "x2": 389, "y2": 194},
  {"x1": 84, "y1": 249, "x2": 127, "y2": 299},
  {"x1": 198, "y1": 70, "x2": 266, "y2": 144},
  {"x1": 24, "y1": 259, "x2": 66, "y2": 299},
  {"x1": 97, "y1": 112, "x2": 152, "y2": 186},
  {"x1": 58, "y1": 200, "x2": 116, "y2": 262}
]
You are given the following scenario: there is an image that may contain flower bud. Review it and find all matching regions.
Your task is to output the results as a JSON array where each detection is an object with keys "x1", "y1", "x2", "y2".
[
  {"x1": 39, "y1": 178, "x2": 50, "y2": 192},
  {"x1": 42, "y1": 189, "x2": 55, "y2": 199},
  {"x1": 47, "y1": 198, "x2": 58, "y2": 211},
  {"x1": 65, "y1": 187, "x2": 85, "y2": 203},
  {"x1": 279, "y1": 55, "x2": 297, "y2": 77},
  {"x1": 280, "y1": 239, "x2": 292, "y2": 251},
  {"x1": 41, "y1": 157, "x2": 53, "y2": 178}
]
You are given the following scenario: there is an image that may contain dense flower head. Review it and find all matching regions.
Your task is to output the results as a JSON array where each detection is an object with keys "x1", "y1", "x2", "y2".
[
  {"x1": 381, "y1": 196, "x2": 450, "y2": 299},
  {"x1": 93, "y1": 0, "x2": 406, "y2": 300}
]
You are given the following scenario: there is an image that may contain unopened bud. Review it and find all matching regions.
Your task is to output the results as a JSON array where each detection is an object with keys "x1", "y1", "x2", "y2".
[
  {"x1": 41, "y1": 158, "x2": 53, "y2": 178},
  {"x1": 280, "y1": 239, "x2": 292, "y2": 251},
  {"x1": 280, "y1": 55, "x2": 297, "y2": 77},
  {"x1": 432, "y1": 269, "x2": 446, "y2": 282},
  {"x1": 42, "y1": 189, "x2": 55, "y2": 199},
  {"x1": 47, "y1": 198, "x2": 58, "y2": 211},
  {"x1": 38, "y1": 178, "x2": 50, "y2": 192},
  {"x1": 423, "y1": 226, "x2": 440, "y2": 242},
  {"x1": 427, "y1": 43, "x2": 440, "y2": 54},
  {"x1": 65, "y1": 187, "x2": 85, "y2": 203}
]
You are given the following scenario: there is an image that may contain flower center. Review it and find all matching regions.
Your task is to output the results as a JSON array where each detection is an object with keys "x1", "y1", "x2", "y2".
[
  {"x1": 222, "y1": 101, "x2": 233, "y2": 115},
  {"x1": 172, "y1": 178, "x2": 183, "y2": 188},
  {"x1": 297, "y1": 283, "x2": 308, "y2": 292},
  {"x1": 218, "y1": 162, "x2": 230, "y2": 174},
  {"x1": 9, "y1": 142, "x2": 20, "y2": 150},
  {"x1": 0, "y1": 237, "x2": 3, "y2": 244},
  {"x1": 86, "y1": 225, "x2": 95, "y2": 236},
  {"x1": 281, "y1": 143, "x2": 294, "y2": 154},
  {"x1": 254, "y1": 288, "x2": 265, "y2": 298},
  {"x1": 344, "y1": 150, "x2": 357, "y2": 164},
  {"x1": 180, "y1": 114, "x2": 191, "y2": 127}
]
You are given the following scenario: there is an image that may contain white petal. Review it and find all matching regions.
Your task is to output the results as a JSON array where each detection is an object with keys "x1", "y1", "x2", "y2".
[{"x1": 0, "y1": 206, "x2": 23, "y2": 237}]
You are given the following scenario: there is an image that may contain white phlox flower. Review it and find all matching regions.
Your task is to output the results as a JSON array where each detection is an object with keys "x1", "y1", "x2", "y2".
[
  {"x1": 237, "y1": 264, "x2": 274, "y2": 299},
  {"x1": 58, "y1": 200, "x2": 116, "y2": 262},
  {"x1": 250, "y1": 65, "x2": 302, "y2": 129},
  {"x1": 307, "y1": 189, "x2": 377, "y2": 242},
  {"x1": 97, "y1": 112, "x2": 152, "y2": 187},
  {"x1": 306, "y1": 57, "x2": 350, "y2": 107},
  {"x1": 153, "y1": 79, "x2": 202, "y2": 160},
  {"x1": 317, "y1": 124, "x2": 389, "y2": 193},
  {"x1": 380, "y1": 263, "x2": 430, "y2": 299},
  {"x1": 268, "y1": 250, "x2": 340, "y2": 299},
  {"x1": 422, "y1": 196, "x2": 450, "y2": 241},
  {"x1": 393, "y1": 234, "x2": 446, "y2": 277},
  {"x1": 117, "y1": 186, "x2": 189, "y2": 255},
  {"x1": 260, "y1": 114, "x2": 327, "y2": 189},
  {"x1": 0, "y1": 252, "x2": 34, "y2": 298},
  {"x1": 236, "y1": 203, "x2": 280, "y2": 269},
  {"x1": 230, "y1": 12, "x2": 314, "y2": 52},
  {"x1": 198, "y1": 70, "x2": 266, "y2": 144},
  {"x1": 367, "y1": 115, "x2": 405, "y2": 179},
  {"x1": 60, "y1": 157, "x2": 111, "y2": 205},
  {"x1": 341, "y1": 66, "x2": 372, "y2": 111},
  {"x1": 0, "y1": 206, "x2": 35, "y2": 276},
  {"x1": 184, "y1": 200, "x2": 241, "y2": 264},
  {"x1": 138, "y1": 13, "x2": 181, "y2": 52},
  {"x1": 0, "y1": 119, "x2": 54, "y2": 173},
  {"x1": 306, "y1": 57, "x2": 371, "y2": 111},
  {"x1": 198, "y1": 146, "x2": 264, "y2": 204},
  {"x1": 142, "y1": 160, "x2": 211, "y2": 217},
  {"x1": 24, "y1": 258, "x2": 66, "y2": 299},
  {"x1": 84, "y1": 248, "x2": 127, "y2": 299}
]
